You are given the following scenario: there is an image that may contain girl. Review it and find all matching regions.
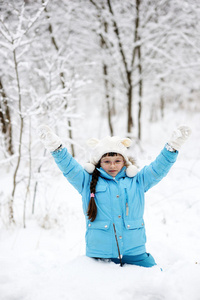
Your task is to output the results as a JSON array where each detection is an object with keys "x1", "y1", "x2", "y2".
[{"x1": 38, "y1": 125, "x2": 191, "y2": 267}]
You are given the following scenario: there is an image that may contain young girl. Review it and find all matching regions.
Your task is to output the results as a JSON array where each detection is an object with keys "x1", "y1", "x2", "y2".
[{"x1": 38, "y1": 125, "x2": 191, "y2": 267}]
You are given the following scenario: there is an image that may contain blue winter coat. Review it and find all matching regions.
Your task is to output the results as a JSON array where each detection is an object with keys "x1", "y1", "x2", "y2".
[{"x1": 52, "y1": 146, "x2": 178, "y2": 258}]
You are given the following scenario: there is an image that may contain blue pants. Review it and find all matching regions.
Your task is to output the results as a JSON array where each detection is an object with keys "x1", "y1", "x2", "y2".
[{"x1": 95, "y1": 253, "x2": 156, "y2": 268}]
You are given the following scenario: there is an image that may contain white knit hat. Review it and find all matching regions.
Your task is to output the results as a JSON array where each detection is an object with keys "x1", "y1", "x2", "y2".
[{"x1": 84, "y1": 136, "x2": 138, "y2": 177}]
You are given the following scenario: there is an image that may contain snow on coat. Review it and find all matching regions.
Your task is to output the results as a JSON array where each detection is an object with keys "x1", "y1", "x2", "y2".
[{"x1": 52, "y1": 146, "x2": 178, "y2": 258}]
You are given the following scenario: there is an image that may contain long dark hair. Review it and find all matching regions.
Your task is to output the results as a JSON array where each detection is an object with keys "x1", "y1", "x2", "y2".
[
  {"x1": 87, "y1": 166, "x2": 100, "y2": 222},
  {"x1": 87, "y1": 152, "x2": 119, "y2": 222}
]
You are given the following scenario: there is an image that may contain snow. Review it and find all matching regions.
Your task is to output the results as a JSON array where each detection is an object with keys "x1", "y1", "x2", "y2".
[
  {"x1": 1, "y1": 216, "x2": 200, "y2": 300},
  {"x1": 0, "y1": 108, "x2": 200, "y2": 300},
  {"x1": 1, "y1": 1, "x2": 200, "y2": 298},
  {"x1": 1, "y1": 133, "x2": 200, "y2": 300}
]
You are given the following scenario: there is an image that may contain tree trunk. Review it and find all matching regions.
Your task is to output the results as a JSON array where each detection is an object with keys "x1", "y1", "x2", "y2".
[
  {"x1": 32, "y1": 148, "x2": 46, "y2": 215},
  {"x1": 44, "y1": 3, "x2": 75, "y2": 157},
  {"x1": 160, "y1": 78, "x2": 165, "y2": 118},
  {"x1": 102, "y1": 21, "x2": 114, "y2": 136},
  {"x1": 10, "y1": 47, "x2": 24, "y2": 224},
  {"x1": 103, "y1": 65, "x2": 114, "y2": 136},
  {"x1": 137, "y1": 44, "x2": 142, "y2": 140},
  {"x1": 127, "y1": 71, "x2": 134, "y2": 133},
  {"x1": 23, "y1": 117, "x2": 32, "y2": 228},
  {"x1": 0, "y1": 78, "x2": 14, "y2": 155},
  {"x1": 89, "y1": 1, "x2": 114, "y2": 136},
  {"x1": 107, "y1": 0, "x2": 136, "y2": 134},
  {"x1": 160, "y1": 96, "x2": 164, "y2": 119}
]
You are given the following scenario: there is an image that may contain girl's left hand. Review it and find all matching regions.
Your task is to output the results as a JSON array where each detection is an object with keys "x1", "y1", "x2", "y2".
[{"x1": 168, "y1": 125, "x2": 192, "y2": 151}]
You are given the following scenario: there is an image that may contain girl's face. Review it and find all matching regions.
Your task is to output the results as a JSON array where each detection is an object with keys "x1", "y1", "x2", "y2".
[{"x1": 100, "y1": 154, "x2": 125, "y2": 177}]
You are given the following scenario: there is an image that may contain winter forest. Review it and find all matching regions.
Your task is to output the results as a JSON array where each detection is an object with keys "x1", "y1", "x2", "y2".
[{"x1": 0, "y1": 0, "x2": 200, "y2": 299}]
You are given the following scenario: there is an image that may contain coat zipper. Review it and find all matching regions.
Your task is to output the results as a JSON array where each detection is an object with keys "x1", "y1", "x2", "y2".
[{"x1": 113, "y1": 223, "x2": 123, "y2": 267}]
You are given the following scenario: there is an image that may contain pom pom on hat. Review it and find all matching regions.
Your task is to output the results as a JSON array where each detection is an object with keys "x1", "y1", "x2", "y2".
[
  {"x1": 126, "y1": 164, "x2": 138, "y2": 177},
  {"x1": 84, "y1": 162, "x2": 96, "y2": 174}
]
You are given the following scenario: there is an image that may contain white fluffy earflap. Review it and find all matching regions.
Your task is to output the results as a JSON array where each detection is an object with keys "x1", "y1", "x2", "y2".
[
  {"x1": 84, "y1": 162, "x2": 96, "y2": 174},
  {"x1": 126, "y1": 165, "x2": 138, "y2": 177}
]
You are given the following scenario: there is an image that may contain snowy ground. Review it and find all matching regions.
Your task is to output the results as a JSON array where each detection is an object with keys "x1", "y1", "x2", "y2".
[
  {"x1": 1, "y1": 158, "x2": 200, "y2": 300},
  {"x1": 1, "y1": 115, "x2": 200, "y2": 300}
]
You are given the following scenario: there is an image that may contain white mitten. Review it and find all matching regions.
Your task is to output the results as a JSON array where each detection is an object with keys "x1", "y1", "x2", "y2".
[
  {"x1": 38, "y1": 125, "x2": 62, "y2": 152},
  {"x1": 168, "y1": 125, "x2": 192, "y2": 151}
]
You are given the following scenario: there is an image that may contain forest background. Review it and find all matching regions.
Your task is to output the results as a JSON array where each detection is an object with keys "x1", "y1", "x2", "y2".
[
  {"x1": 0, "y1": 0, "x2": 200, "y2": 231},
  {"x1": 1, "y1": 1, "x2": 200, "y2": 299}
]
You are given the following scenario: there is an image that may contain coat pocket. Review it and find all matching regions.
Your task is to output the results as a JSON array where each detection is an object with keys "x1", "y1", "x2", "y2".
[
  {"x1": 124, "y1": 219, "x2": 144, "y2": 229},
  {"x1": 95, "y1": 184, "x2": 108, "y2": 204},
  {"x1": 123, "y1": 218, "x2": 146, "y2": 250},
  {"x1": 96, "y1": 185, "x2": 107, "y2": 192},
  {"x1": 86, "y1": 220, "x2": 112, "y2": 254},
  {"x1": 87, "y1": 220, "x2": 111, "y2": 230}
]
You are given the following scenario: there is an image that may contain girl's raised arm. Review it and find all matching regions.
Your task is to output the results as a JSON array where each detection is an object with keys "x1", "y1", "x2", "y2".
[
  {"x1": 138, "y1": 125, "x2": 191, "y2": 192},
  {"x1": 38, "y1": 125, "x2": 90, "y2": 195}
]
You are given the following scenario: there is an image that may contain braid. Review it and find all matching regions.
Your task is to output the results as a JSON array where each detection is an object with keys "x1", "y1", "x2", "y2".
[{"x1": 87, "y1": 167, "x2": 100, "y2": 222}]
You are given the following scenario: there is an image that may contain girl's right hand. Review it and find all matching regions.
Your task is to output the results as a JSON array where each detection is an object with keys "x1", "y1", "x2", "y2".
[{"x1": 37, "y1": 125, "x2": 62, "y2": 152}]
